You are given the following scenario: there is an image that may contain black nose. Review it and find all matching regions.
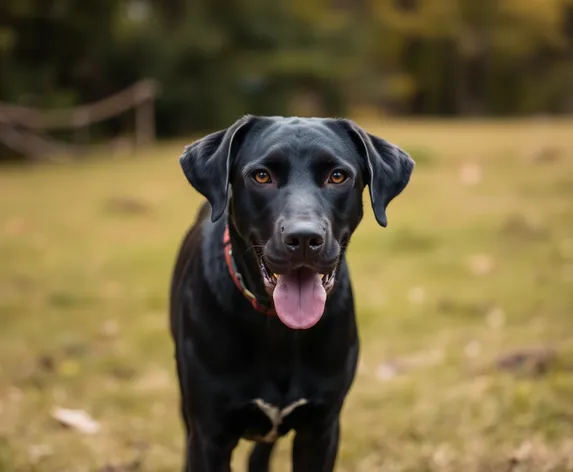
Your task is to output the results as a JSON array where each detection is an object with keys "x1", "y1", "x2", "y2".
[{"x1": 282, "y1": 222, "x2": 325, "y2": 258}]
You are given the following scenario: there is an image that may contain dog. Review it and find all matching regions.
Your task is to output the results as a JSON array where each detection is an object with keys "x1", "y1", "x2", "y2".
[{"x1": 170, "y1": 115, "x2": 414, "y2": 471}]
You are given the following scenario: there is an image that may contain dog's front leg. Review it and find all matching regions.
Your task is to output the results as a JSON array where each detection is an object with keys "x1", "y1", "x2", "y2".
[
  {"x1": 184, "y1": 429, "x2": 238, "y2": 472},
  {"x1": 292, "y1": 420, "x2": 340, "y2": 472}
]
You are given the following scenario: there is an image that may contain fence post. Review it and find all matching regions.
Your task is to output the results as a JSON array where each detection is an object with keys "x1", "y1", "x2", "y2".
[
  {"x1": 135, "y1": 81, "x2": 156, "y2": 153},
  {"x1": 73, "y1": 109, "x2": 90, "y2": 156}
]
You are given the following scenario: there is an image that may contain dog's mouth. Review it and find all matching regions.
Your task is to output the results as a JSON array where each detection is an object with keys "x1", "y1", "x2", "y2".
[
  {"x1": 255, "y1": 247, "x2": 337, "y2": 330},
  {"x1": 260, "y1": 264, "x2": 337, "y2": 296}
]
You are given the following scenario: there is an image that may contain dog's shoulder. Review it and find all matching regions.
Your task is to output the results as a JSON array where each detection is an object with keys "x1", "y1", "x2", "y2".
[
  {"x1": 169, "y1": 201, "x2": 236, "y2": 324},
  {"x1": 169, "y1": 202, "x2": 214, "y2": 336},
  {"x1": 170, "y1": 202, "x2": 210, "y2": 287}
]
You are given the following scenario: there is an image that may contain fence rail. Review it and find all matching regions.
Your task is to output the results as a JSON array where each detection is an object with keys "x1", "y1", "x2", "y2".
[{"x1": 0, "y1": 78, "x2": 160, "y2": 159}]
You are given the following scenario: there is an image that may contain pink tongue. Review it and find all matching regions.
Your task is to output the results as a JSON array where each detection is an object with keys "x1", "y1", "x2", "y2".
[{"x1": 273, "y1": 269, "x2": 326, "y2": 329}]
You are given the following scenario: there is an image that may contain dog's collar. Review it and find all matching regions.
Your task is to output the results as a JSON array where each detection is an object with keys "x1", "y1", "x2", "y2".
[{"x1": 223, "y1": 226, "x2": 276, "y2": 316}]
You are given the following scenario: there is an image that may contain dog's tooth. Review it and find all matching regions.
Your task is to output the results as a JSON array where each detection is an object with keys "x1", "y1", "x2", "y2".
[
  {"x1": 320, "y1": 274, "x2": 326, "y2": 280},
  {"x1": 273, "y1": 273, "x2": 278, "y2": 279}
]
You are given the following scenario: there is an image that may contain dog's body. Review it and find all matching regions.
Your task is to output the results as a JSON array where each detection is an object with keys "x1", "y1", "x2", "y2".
[{"x1": 170, "y1": 116, "x2": 413, "y2": 471}]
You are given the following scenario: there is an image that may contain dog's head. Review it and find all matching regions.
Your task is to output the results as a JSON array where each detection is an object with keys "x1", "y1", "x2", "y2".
[{"x1": 180, "y1": 116, "x2": 414, "y2": 329}]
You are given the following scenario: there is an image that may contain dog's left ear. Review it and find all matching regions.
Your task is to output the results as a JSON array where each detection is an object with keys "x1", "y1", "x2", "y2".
[
  {"x1": 179, "y1": 115, "x2": 257, "y2": 222},
  {"x1": 338, "y1": 120, "x2": 415, "y2": 227}
]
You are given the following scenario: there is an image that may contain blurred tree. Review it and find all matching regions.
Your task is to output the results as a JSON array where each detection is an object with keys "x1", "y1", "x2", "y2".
[{"x1": 0, "y1": 0, "x2": 572, "y2": 145}]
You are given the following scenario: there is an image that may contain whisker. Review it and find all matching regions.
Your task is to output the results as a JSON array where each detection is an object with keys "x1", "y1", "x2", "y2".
[
  {"x1": 245, "y1": 247, "x2": 267, "y2": 269},
  {"x1": 241, "y1": 245, "x2": 265, "y2": 260}
]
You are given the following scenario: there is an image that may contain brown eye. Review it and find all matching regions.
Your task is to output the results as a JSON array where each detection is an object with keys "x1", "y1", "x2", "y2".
[
  {"x1": 328, "y1": 170, "x2": 347, "y2": 185},
  {"x1": 253, "y1": 170, "x2": 272, "y2": 184}
]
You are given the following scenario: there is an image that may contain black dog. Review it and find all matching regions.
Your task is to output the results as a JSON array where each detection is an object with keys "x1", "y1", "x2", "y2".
[{"x1": 170, "y1": 116, "x2": 414, "y2": 471}]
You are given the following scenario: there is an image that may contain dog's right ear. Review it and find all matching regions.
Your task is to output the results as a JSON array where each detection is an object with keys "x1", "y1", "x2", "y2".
[
  {"x1": 179, "y1": 115, "x2": 257, "y2": 222},
  {"x1": 334, "y1": 119, "x2": 414, "y2": 228}
]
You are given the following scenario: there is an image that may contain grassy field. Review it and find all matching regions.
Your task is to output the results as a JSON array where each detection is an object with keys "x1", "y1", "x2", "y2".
[{"x1": 1, "y1": 118, "x2": 573, "y2": 472}]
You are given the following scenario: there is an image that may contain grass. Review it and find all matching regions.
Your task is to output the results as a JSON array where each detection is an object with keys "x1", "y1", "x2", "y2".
[{"x1": 1, "y1": 118, "x2": 573, "y2": 472}]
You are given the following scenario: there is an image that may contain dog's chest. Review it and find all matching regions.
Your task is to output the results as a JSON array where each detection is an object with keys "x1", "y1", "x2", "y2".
[
  {"x1": 242, "y1": 397, "x2": 309, "y2": 443},
  {"x1": 219, "y1": 308, "x2": 354, "y2": 442},
  {"x1": 233, "y1": 355, "x2": 323, "y2": 443}
]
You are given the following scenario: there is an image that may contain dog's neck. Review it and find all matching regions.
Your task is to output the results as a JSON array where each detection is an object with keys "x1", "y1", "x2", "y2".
[{"x1": 226, "y1": 221, "x2": 274, "y2": 311}]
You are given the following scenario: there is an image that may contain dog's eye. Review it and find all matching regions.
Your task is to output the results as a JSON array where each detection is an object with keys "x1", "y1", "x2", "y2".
[
  {"x1": 253, "y1": 170, "x2": 272, "y2": 184},
  {"x1": 328, "y1": 170, "x2": 348, "y2": 185}
]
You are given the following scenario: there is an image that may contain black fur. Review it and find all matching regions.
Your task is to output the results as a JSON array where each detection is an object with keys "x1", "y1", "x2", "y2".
[{"x1": 170, "y1": 116, "x2": 414, "y2": 471}]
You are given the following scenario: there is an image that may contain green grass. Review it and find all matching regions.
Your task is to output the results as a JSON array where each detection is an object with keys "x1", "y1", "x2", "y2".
[{"x1": 1, "y1": 118, "x2": 573, "y2": 471}]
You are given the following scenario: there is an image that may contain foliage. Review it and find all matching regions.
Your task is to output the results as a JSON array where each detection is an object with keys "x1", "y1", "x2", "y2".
[{"x1": 1, "y1": 0, "x2": 573, "y2": 136}]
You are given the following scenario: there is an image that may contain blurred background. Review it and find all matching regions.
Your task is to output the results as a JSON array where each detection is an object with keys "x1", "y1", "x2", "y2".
[
  {"x1": 1, "y1": 1, "x2": 573, "y2": 471},
  {"x1": 1, "y1": 0, "x2": 573, "y2": 155}
]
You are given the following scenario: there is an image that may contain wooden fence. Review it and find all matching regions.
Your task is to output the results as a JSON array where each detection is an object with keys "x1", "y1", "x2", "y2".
[{"x1": 0, "y1": 78, "x2": 161, "y2": 160}]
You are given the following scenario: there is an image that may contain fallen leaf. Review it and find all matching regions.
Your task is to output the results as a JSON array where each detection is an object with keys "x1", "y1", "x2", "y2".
[
  {"x1": 51, "y1": 407, "x2": 101, "y2": 434},
  {"x1": 134, "y1": 367, "x2": 171, "y2": 392},
  {"x1": 103, "y1": 196, "x2": 151, "y2": 215},
  {"x1": 3, "y1": 217, "x2": 28, "y2": 236},
  {"x1": 110, "y1": 365, "x2": 137, "y2": 381},
  {"x1": 432, "y1": 443, "x2": 453, "y2": 468},
  {"x1": 101, "y1": 319, "x2": 120, "y2": 338},
  {"x1": 495, "y1": 346, "x2": 557, "y2": 376},
  {"x1": 8, "y1": 386, "x2": 22, "y2": 402},
  {"x1": 530, "y1": 146, "x2": 562, "y2": 164},
  {"x1": 403, "y1": 349, "x2": 445, "y2": 368},
  {"x1": 37, "y1": 354, "x2": 56, "y2": 373},
  {"x1": 28, "y1": 444, "x2": 54, "y2": 464},
  {"x1": 501, "y1": 214, "x2": 548, "y2": 241},
  {"x1": 513, "y1": 440, "x2": 533, "y2": 461},
  {"x1": 375, "y1": 363, "x2": 399, "y2": 382},
  {"x1": 459, "y1": 163, "x2": 482, "y2": 186},
  {"x1": 375, "y1": 348, "x2": 444, "y2": 382},
  {"x1": 61, "y1": 340, "x2": 90, "y2": 358},
  {"x1": 407, "y1": 286, "x2": 426, "y2": 305},
  {"x1": 464, "y1": 340, "x2": 482, "y2": 359},
  {"x1": 467, "y1": 254, "x2": 495, "y2": 276},
  {"x1": 98, "y1": 442, "x2": 149, "y2": 471},
  {"x1": 437, "y1": 297, "x2": 492, "y2": 316},
  {"x1": 486, "y1": 307, "x2": 505, "y2": 329}
]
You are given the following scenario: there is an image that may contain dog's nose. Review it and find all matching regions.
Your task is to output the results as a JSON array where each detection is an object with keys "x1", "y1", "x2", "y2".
[{"x1": 282, "y1": 222, "x2": 325, "y2": 258}]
